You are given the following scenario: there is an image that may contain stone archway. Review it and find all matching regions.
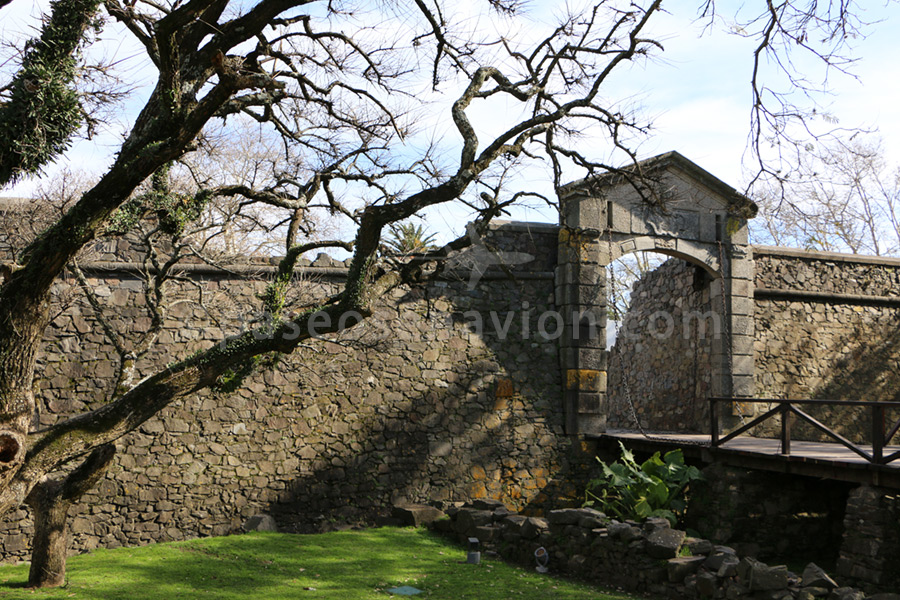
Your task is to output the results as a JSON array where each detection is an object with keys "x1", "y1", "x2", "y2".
[{"x1": 555, "y1": 151, "x2": 757, "y2": 434}]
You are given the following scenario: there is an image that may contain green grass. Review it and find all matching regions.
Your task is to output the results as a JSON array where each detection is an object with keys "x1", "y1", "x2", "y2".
[{"x1": 0, "y1": 528, "x2": 636, "y2": 599}]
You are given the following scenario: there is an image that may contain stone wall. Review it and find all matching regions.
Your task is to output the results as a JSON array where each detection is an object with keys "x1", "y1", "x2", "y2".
[
  {"x1": 0, "y1": 222, "x2": 593, "y2": 562},
  {"x1": 837, "y1": 486, "x2": 900, "y2": 591},
  {"x1": 684, "y1": 463, "x2": 851, "y2": 567},
  {"x1": 607, "y1": 258, "x2": 715, "y2": 433},
  {"x1": 753, "y1": 247, "x2": 900, "y2": 443},
  {"x1": 435, "y1": 500, "x2": 876, "y2": 600},
  {"x1": 607, "y1": 246, "x2": 900, "y2": 442}
]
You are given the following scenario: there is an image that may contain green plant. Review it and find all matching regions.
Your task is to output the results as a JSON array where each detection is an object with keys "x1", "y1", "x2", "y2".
[
  {"x1": 584, "y1": 442, "x2": 703, "y2": 527},
  {"x1": 383, "y1": 222, "x2": 438, "y2": 255}
]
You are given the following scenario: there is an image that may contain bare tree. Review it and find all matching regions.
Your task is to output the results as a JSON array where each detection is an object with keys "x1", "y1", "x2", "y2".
[
  {"x1": 0, "y1": 0, "x2": 888, "y2": 587},
  {"x1": 698, "y1": 1, "x2": 879, "y2": 190},
  {"x1": 752, "y1": 136, "x2": 900, "y2": 256}
]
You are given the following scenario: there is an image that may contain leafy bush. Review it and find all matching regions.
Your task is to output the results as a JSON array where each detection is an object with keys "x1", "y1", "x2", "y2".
[{"x1": 584, "y1": 442, "x2": 703, "y2": 527}]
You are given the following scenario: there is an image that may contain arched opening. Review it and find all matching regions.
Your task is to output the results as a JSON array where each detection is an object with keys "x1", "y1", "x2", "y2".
[{"x1": 605, "y1": 251, "x2": 720, "y2": 433}]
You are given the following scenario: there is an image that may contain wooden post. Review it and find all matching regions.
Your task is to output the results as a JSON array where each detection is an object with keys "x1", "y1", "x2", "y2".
[
  {"x1": 710, "y1": 398, "x2": 719, "y2": 446},
  {"x1": 781, "y1": 403, "x2": 792, "y2": 456},
  {"x1": 872, "y1": 404, "x2": 885, "y2": 464}
]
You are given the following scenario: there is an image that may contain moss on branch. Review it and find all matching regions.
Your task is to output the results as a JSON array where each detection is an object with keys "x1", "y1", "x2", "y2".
[{"x1": 0, "y1": 0, "x2": 102, "y2": 185}]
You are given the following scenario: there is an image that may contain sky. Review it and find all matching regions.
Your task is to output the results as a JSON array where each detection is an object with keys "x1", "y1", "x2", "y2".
[
  {"x1": 404, "y1": 0, "x2": 900, "y2": 236},
  {"x1": 2, "y1": 0, "x2": 899, "y2": 242},
  {"x1": 619, "y1": 1, "x2": 900, "y2": 186}
]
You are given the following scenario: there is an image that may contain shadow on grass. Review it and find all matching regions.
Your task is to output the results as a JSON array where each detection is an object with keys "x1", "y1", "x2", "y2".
[{"x1": 0, "y1": 529, "x2": 625, "y2": 600}]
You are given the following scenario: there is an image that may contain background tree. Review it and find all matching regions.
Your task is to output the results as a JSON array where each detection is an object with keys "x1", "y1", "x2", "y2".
[
  {"x1": 751, "y1": 136, "x2": 900, "y2": 256},
  {"x1": 0, "y1": 0, "x2": 885, "y2": 587},
  {"x1": 384, "y1": 222, "x2": 439, "y2": 256}
]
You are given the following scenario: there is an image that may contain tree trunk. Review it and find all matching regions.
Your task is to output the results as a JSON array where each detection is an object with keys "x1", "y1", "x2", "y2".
[{"x1": 24, "y1": 445, "x2": 115, "y2": 588}]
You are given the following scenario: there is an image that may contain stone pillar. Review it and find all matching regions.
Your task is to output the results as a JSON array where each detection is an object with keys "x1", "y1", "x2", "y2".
[
  {"x1": 837, "y1": 485, "x2": 900, "y2": 592},
  {"x1": 716, "y1": 224, "x2": 756, "y2": 425},
  {"x1": 556, "y1": 225, "x2": 607, "y2": 435},
  {"x1": 728, "y1": 244, "x2": 755, "y2": 399}
]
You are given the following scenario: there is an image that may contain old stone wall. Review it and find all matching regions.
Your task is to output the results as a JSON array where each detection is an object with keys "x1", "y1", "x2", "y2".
[
  {"x1": 684, "y1": 463, "x2": 851, "y2": 567},
  {"x1": 753, "y1": 247, "x2": 900, "y2": 443},
  {"x1": 608, "y1": 246, "x2": 900, "y2": 442},
  {"x1": 607, "y1": 258, "x2": 716, "y2": 433},
  {"x1": 0, "y1": 222, "x2": 591, "y2": 562},
  {"x1": 837, "y1": 485, "x2": 900, "y2": 591},
  {"x1": 436, "y1": 500, "x2": 871, "y2": 600}
]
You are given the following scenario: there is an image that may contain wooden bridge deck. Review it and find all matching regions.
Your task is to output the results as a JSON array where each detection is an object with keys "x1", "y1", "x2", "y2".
[{"x1": 592, "y1": 430, "x2": 900, "y2": 489}]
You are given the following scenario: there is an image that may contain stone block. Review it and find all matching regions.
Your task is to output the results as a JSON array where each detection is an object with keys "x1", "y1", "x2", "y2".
[
  {"x1": 645, "y1": 528, "x2": 686, "y2": 559},
  {"x1": 731, "y1": 374, "x2": 755, "y2": 397},
  {"x1": 561, "y1": 324, "x2": 604, "y2": 349},
  {"x1": 456, "y1": 509, "x2": 494, "y2": 534},
  {"x1": 610, "y1": 201, "x2": 632, "y2": 233},
  {"x1": 576, "y1": 413, "x2": 606, "y2": 435},
  {"x1": 729, "y1": 254, "x2": 754, "y2": 280},
  {"x1": 559, "y1": 263, "x2": 606, "y2": 286},
  {"x1": 376, "y1": 516, "x2": 404, "y2": 528},
  {"x1": 643, "y1": 517, "x2": 670, "y2": 534},
  {"x1": 737, "y1": 557, "x2": 789, "y2": 591},
  {"x1": 729, "y1": 278, "x2": 753, "y2": 298},
  {"x1": 243, "y1": 514, "x2": 278, "y2": 532},
  {"x1": 730, "y1": 223, "x2": 749, "y2": 245},
  {"x1": 562, "y1": 196, "x2": 605, "y2": 230},
  {"x1": 828, "y1": 588, "x2": 864, "y2": 600},
  {"x1": 567, "y1": 284, "x2": 606, "y2": 308},
  {"x1": 429, "y1": 440, "x2": 453, "y2": 457},
  {"x1": 567, "y1": 554, "x2": 589, "y2": 572},
  {"x1": 685, "y1": 537, "x2": 714, "y2": 555},
  {"x1": 557, "y1": 228, "x2": 602, "y2": 265},
  {"x1": 561, "y1": 347, "x2": 608, "y2": 371},
  {"x1": 392, "y1": 504, "x2": 446, "y2": 527},
  {"x1": 667, "y1": 556, "x2": 706, "y2": 582},
  {"x1": 608, "y1": 521, "x2": 642, "y2": 542},
  {"x1": 490, "y1": 506, "x2": 513, "y2": 521},
  {"x1": 572, "y1": 305, "x2": 608, "y2": 329},
  {"x1": 729, "y1": 295, "x2": 754, "y2": 316},
  {"x1": 704, "y1": 547, "x2": 738, "y2": 571},
  {"x1": 471, "y1": 498, "x2": 506, "y2": 511},
  {"x1": 578, "y1": 514, "x2": 607, "y2": 529},
  {"x1": 547, "y1": 508, "x2": 584, "y2": 526},
  {"x1": 801, "y1": 563, "x2": 838, "y2": 590},
  {"x1": 675, "y1": 239, "x2": 716, "y2": 270},
  {"x1": 730, "y1": 332, "x2": 755, "y2": 354},
  {"x1": 699, "y1": 212, "x2": 719, "y2": 243},
  {"x1": 696, "y1": 570, "x2": 719, "y2": 598},
  {"x1": 730, "y1": 315, "x2": 755, "y2": 337},
  {"x1": 565, "y1": 370, "x2": 604, "y2": 392},
  {"x1": 569, "y1": 391, "x2": 603, "y2": 413},
  {"x1": 474, "y1": 525, "x2": 497, "y2": 542},
  {"x1": 717, "y1": 555, "x2": 739, "y2": 578},
  {"x1": 731, "y1": 354, "x2": 754, "y2": 377},
  {"x1": 431, "y1": 517, "x2": 455, "y2": 534},
  {"x1": 521, "y1": 517, "x2": 549, "y2": 539},
  {"x1": 501, "y1": 515, "x2": 527, "y2": 532}
]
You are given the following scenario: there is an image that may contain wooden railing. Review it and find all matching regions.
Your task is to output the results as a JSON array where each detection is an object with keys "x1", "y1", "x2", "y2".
[{"x1": 709, "y1": 397, "x2": 900, "y2": 465}]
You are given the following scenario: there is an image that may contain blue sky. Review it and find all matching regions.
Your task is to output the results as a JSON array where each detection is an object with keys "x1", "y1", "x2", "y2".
[
  {"x1": 2, "y1": 0, "x2": 899, "y2": 241},
  {"x1": 622, "y1": 1, "x2": 900, "y2": 184}
]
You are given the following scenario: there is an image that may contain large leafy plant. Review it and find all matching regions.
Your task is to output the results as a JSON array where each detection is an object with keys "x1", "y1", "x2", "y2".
[{"x1": 584, "y1": 442, "x2": 703, "y2": 527}]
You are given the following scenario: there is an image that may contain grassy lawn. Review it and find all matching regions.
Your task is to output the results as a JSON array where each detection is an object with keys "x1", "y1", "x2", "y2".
[{"x1": 0, "y1": 528, "x2": 637, "y2": 600}]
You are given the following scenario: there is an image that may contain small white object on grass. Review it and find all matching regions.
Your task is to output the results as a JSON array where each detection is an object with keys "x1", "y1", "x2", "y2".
[{"x1": 387, "y1": 585, "x2": 422, "y2": 595}]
